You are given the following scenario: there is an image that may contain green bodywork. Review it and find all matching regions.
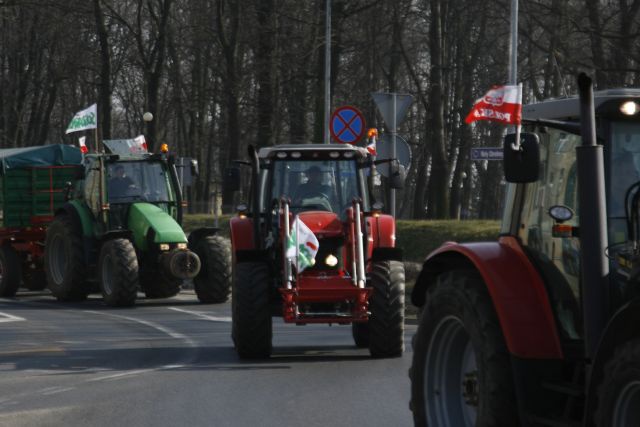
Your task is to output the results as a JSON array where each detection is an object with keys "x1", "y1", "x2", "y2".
[
  {"x1": 69, "y1": 199, "x2": 94, "y2": 237},
  {"x1": 128, "y1": 202, "x2": 187, "y2": 251}
]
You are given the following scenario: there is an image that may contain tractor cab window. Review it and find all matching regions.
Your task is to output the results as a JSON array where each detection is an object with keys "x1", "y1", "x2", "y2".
[
  {"x1": 518, "y1": 128, "x2": 582, "y2": 341},
  {"x1": 106, "y1": 161, "x2": 171, "y2": 204},
  {"x1": 270, "y1": 159, "x2": 366, "y2": 216},
  {"x1": 608, "y1": 122, "x2": 640, "y2": 227}
]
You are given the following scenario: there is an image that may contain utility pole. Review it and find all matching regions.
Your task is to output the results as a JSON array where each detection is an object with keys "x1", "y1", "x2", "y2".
[{"x1": 323, "y1": 0, "x2": 331, "y2": 144}]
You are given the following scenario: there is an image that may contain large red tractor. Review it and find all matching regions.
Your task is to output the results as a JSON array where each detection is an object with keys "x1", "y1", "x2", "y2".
[
  {"x1": 410, "y1": 75, "x2": 640, "y2": 426},
  {"x1": 227, "y1": 144, "x2": 405, "y2": 359}
]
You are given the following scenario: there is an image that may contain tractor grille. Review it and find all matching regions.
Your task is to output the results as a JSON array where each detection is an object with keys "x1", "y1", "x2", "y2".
[{"x1": 308, "y1": 236, "x2": 344, "y2": 272}]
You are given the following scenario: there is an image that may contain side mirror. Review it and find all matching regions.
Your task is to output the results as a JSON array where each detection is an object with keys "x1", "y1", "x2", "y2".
[
  {"x1": 504, "y1": 132, "x2": 540, "y2": 183},
  {"x1": 223, "y1": 166, "x2": 241, "y2": 192},
  {"x1": 389, "y1": 161, "x2": 406, "y2": 189},
  {"x1": 190, "y1": 159, "x2": 199, "y2": 178}
]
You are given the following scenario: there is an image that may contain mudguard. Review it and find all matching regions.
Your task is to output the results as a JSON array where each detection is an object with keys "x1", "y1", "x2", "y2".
[
  {"x1": 368, "y1": 214, "x2": 396, "y2": 248},
  {"x1": 584, "y1": 298, "x2": 640, "y2": 426},
  {"x1": 230, "y1": 216, "x2": 255, "y2": 252},
  {"x1": 412, "y1": 236, "x2": 563, "y2": 359}
]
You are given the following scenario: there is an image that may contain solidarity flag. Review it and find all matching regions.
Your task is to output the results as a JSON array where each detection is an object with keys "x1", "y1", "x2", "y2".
[
  {"x1": 465, "y1": 84, "x2": 522, "y2": 125},
  {"x1": 66, "y1": 104, "x2": 97, "y2": 134},
  {"x1": 78, "y1": 136, "x2": 88, "y2": 154},
  {"x1": 366, "y1": 128, "x2": 378, "y2": 156},
  {"x1": 286, "y1": 216, "x2": 319, "y2": 272}
]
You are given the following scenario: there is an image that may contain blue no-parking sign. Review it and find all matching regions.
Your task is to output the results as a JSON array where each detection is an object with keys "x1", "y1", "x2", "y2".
[{"x1": 330, "y1": 106, "x2": 366, "y2": 144}]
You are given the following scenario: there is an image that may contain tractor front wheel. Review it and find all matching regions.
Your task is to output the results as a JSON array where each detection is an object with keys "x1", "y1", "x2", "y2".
[
  {"x1": 192, "y1": 235, "x2": 232, "y2": 303},
  {"x1": 368, "y1": 260, "x2": 405, "y2": 358},
  {"x1": 99, "y1": 238, "x2": 139, "y2": 307},
  {"x1": 594, "y1": 338, "x2": 640, "y2": 426},
  {"x1": 352, "y1": 322, "x2": 370, "y2": 348},
  {"x1": 232, "y1": 262, "x2": 272, "y2": 359},
  {"x1": 409, "y1": 270, "x2": 518, "y2": 427},
  {"x1": 44, "y1": 215, "x2": 88, "y2": 301},
  {"x1": 0, "y1": 245, "x2": 21, "y2": 297}
]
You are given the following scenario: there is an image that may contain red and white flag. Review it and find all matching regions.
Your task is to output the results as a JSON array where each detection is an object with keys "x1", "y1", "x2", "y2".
[
  {"x1": 366, "y1": 128, "x2": 378, "y2": 156},
  {"x1": 465, "y1": 84, "x2": 522, "y2": 125},
  {"x1": 78, "y1": 136, "x2": 88, "y2": 154}
]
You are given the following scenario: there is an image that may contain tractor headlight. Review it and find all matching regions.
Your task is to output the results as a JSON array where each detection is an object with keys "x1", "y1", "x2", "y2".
[
  {"x1": 177, "y1": 243, "x2": 187, "y2": 250},
  {"x1": 620, "y1": 101, "x2": 640, "y2": 116},
  {"x1": 159, "y1": 243, "x2": 170, "y2": 251},
  {"x1": 325, "y1": 254, "x2": 338, "y2": 267}
]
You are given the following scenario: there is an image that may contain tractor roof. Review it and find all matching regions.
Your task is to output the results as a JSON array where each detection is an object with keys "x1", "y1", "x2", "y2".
[
  {"x1": 523, "y1": 88, "x2": 640, "y2": 120},
  {"x1": 258, "y1": 144, "x2": 369, "y2": 160}
]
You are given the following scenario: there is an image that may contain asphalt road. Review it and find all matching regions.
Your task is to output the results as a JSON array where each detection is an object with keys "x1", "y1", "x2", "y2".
[{"x1": 0, "y1": 290, "x2": 415, "y2": 427}]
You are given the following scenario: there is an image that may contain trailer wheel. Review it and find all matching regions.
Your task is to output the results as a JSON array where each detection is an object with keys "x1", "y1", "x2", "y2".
[
  {"x1": 232, "y1": 262, "x2": 272, "y2": 359},
  {"x1": 192, "y1": 235, "x2": 232, "y2": 303},
  {"x1": 409, "y1": 270, "x2": 518, "y2": 427},
  {"x1": 0, "y1": 245, "x2": 21, "y2": 297},
  {"x1": 368, "y1": 260, "x2": 405, "y2": 358},
  {"x1": 352, "y1": 322, "x2": 370, "y2": 348},
  {"x1": 594, "y1": 338, "x2": 640, "y2": 426},
  {"x1": 99, "y1": 238, "x2": 139, "y2": 307},
  {"x1": 44, "y1": 215, "x2": 88, "y2": 301}
]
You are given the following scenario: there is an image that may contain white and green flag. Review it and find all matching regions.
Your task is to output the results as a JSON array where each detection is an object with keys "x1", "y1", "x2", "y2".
[
  {"x1": 286, "y1": 216, "x2": 319, "y2": 272},
  {"x1": 65, "y1": 103, "x2": 97, "y2": 134}
]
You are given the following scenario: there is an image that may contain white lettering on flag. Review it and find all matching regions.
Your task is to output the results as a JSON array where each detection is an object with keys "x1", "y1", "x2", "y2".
[
  {"x1": 465, "y1": 85, "x2": 522, "y2": 125},
  {"x1": 66, "y1": 104, "x2": 98, "y2": 134}
]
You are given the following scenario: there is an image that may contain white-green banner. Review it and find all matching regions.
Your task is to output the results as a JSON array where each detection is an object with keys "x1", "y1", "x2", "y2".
[
  {"x1": 65, "y1": 103, "x2": 97, "y2": 134},
  {"x1": 286, "y1": 216, "x2": 319, "y2": 272}
]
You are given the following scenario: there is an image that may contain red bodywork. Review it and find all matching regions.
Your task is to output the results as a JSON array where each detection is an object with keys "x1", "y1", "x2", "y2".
[
  {"x1": 230, "y1": 208, "x2": 395, "y2": 325},
  {"x1": 420, "y1": 236, "x2": 563, "y2": 359}
]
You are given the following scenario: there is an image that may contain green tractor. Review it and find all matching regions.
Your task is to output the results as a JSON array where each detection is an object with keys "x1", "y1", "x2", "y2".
[{"x1": 43, "y1": 139, "x2": 231, "y2": 306}]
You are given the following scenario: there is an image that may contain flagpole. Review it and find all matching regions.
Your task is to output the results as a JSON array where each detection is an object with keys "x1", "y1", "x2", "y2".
[{"x1": 508, "y1": 0, "x2": 519, "y2": 150}]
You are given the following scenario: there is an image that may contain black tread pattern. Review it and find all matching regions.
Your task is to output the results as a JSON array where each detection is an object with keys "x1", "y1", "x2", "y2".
[
  {"x1": 594, "y1": 338, "x2": 640, "y2": 426},
  {"x1": 99, "y1": 238, "x2": 139, "y2": 307},
  {"x1": 232, "y1": 262, "x2": 272, "y2": 359},
  {"x1": 368, "y1": 260, "x2": 405, "y2": 358},
  {"x1": 0, "y1": 245, "x2": 21, "y2": 297},
  {"x1": 193, "y1": 235, "x2": 232, "y2": 303},
  {"x1": 352, "y1": 322, "x2": 370, "y2": 348},
  {"x1": 409, "y1": 270, "x2": 518, "y2": 427},
  {"x1": 44, "y1": 215, "x2": 88, "y2": 301}
]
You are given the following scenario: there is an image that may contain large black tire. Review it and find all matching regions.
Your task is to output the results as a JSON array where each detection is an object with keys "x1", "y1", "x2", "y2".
[
  {"x1": 410, "y1": 270, "x2": 518, "y2": 427},
  {"x1": 0, "y1": 245, "x2": 21, "y2": 297},
  {"x1": 352, "y1": 322, "x2": 370, "y2": 348},
  {"x1": 44, "y1": 215, "x2": 88, "y2": 301},
  {"x1": 22, "y1": 268, "x2": 47, "y2": 291},
  {"x1": 98, "y1": 238, "x2": 139, "y2": 307},
  {"x1": 368, "y1": 260, "x2": 405, "y2": 358},
  {"x1": 192, "y1": 235, "x2": 232, "y2": 303},
  {"x1": 232, "y1": 262, "x2": 272, "y2": 359},
  {"x1": 594, "y1": 338, "x2": 640, "y2": 426}
]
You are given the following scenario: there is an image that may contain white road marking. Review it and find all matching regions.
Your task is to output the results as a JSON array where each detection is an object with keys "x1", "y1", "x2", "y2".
[
  {"x1": 0, "y1": 312, "x2": 25, "y2": 323},
  {"x1": 40, "y1": 387, "x2": 76, "y2": 396},
  {"x1": 168, "y1": 306, "x2": 232, "y2": 322}
]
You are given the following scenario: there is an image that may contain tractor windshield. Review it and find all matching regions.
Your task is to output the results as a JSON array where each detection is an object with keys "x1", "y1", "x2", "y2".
[
  {"x1": 608, "y1": 122, "x2": 640, "y2": 219},
  {"x1": 106, "y1": 161, "x2": 172, "y2": 204},
  {"x1": 269, "y1": 159, "x2": 368, "y2": 215}
]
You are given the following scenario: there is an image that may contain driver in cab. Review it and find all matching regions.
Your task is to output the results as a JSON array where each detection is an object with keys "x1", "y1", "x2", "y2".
[
  {"x1": 108, "y1": 165, "x2": 136, "y2": 198},
  {"x1": 292, "y1": 165, "x2": 333, "y2": 210}
]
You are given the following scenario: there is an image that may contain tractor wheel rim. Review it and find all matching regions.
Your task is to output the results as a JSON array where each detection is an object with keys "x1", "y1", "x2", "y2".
[
  {"x1": 425, "y1": 315, "x2": 478, "y2": 427},
  {"x1": 101, "y1": 253, "x2": 114, "y2": 296},
  {"x1": 613, "y1": 380, "x2": 640, "y2": 426},
  {"x1": 49, "y1": 235, "x2": 66, "y2": 285}
]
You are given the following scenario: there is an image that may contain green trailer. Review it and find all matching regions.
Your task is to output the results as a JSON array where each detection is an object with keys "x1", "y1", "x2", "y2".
[{"x1": 0, "y1": 145, "x2": 83, "y2": 296}]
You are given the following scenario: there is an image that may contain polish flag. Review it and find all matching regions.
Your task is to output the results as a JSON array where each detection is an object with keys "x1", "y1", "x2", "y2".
[
  {"x1": 465, "y1": 84, "x2": 522, "y2": 125},
  {"x1": 133, "y1": 135, "x2": 148, "y2": 152},
  {"x1": 366, "y1": 128, "x2": 378, "y2": 156},
  {"x1": 78, "y1": 136, "x2": 88, "y2": 154}
]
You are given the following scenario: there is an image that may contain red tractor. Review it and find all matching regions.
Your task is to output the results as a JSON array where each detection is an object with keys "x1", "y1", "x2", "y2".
[
  {"x1": 227, "y1": 143, "x2": 405, "y2": 358},
  {"x1": 410, "y1": 74, "x2": 640, "y2": 426}
]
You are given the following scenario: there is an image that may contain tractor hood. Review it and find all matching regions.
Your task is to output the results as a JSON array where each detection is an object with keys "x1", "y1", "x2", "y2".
[
  {"x1": 297, "y1": 211, "x2": 343, "y2": 238},
  {"x1": 128, "y1": 202, "x2": 187, "y2": 250}
]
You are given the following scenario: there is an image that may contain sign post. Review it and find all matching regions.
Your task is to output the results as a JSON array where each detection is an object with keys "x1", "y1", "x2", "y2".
[{"x1": 372, "y1": 92, "x2": 413, "y2": 217}]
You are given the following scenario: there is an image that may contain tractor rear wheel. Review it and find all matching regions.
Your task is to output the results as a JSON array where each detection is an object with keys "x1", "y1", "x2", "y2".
[
  {"x1": 192, "y1": 235, "x2": 232, "y2": 303},
  {"x1": 99, "y1": 238, "x2": 139, "y2": 307},
  {"x1": 44, "y1": 215, "x2": 88, "y2": 301},
  {"x1": 368, "y1": 260, "x2": 405, "y2": 358},
  {"x1": 594, "y1": 338, "x2": 640, "y2": 426},
  {"x1": 0, "y1": 245, "x2": 21, "y2": 297},
  {"x1": 409, "y1": 270, "x2": 518, "y2": 427},
  {"x1": 232, "y1": 262, "x2": 272, "y2": 359}
]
